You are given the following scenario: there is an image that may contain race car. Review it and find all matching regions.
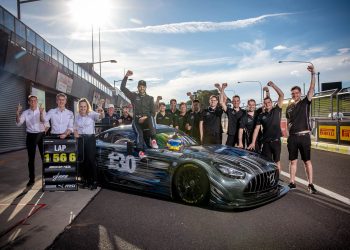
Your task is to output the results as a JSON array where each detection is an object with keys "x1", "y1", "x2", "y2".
[{"x1": 95, "y1": 125, "x2": 289, "y2": 209}]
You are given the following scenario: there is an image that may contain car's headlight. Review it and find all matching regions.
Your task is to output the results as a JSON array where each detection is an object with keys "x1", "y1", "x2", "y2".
[{"x1": 216, "y1": 164, "x2": 245, "y2": 179}]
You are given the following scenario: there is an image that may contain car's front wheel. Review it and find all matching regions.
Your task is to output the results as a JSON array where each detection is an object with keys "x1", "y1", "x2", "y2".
[{"x1": 174, "y1": 164, "x2": 209, "y2": 205}]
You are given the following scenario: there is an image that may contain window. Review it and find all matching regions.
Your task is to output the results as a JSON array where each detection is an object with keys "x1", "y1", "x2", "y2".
[{"x1": 3, "y1": 10, "x2": 14, "y2": 32}]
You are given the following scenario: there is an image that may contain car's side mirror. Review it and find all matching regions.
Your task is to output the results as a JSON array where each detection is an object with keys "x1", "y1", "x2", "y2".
[{"x1": 127, "y1": 141, "x2": 135, "y2": 155}]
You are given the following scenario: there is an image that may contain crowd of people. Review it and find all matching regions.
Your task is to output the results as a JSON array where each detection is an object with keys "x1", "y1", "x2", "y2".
[{"x1": 16, "y1": 64, "x2": 317, "y2": 194}]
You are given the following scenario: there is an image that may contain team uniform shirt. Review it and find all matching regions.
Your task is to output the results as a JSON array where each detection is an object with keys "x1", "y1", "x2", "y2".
[
  {"x1": 177, "y1": 112, "x2": 188, "y2": 132},
  {"x1": 167, "y1": 109, "x2": 180, "y2": 127},
  {"x1": 239, "y1": 111, "x2": 259, "y2": 145},
  {"x1": 16, "y1": 107, "x2": 49, "y2": 133},
  {"x1": 121, "y1": 114, "x2": 133, "y2": 125},
  {"x1": 156, "y1": 112, "x2": 174, "y2": 126},
  {"x1": 256, "y1": 106, "x2": 282, "y2": 142},
  {"x1": 226, "y1": 107, "x2": 245, "y2": 136},
  {"x1": 185, "y1": 110, "x2": 201, "y2": 141},
  {"x1": 200, "y1": 107, "x2": 223, "y2": 136},
  {"x1": 286, "y1": 97, "x2": 311, "y2": 134},
  {"x1": 44, "y1": 108, "x2": 74, "y2": 134},
  {"x1": 74, "y1": 111, "x2": 100, "y2": 134}
]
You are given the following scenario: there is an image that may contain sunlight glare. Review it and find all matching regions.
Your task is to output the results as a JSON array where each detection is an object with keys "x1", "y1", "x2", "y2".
[{"x1": 68, "y1": 0, "x2": 112, "y2": 27}]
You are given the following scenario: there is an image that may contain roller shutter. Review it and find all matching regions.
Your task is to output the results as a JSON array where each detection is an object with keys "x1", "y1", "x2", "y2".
[{"x1": 0, "y1": 70, "x2": 27, "y2": 153}]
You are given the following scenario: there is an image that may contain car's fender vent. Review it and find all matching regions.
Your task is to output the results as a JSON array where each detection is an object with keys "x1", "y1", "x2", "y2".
[{"x1": 244, "y1": 170, "x2": 279, "y2": 193}]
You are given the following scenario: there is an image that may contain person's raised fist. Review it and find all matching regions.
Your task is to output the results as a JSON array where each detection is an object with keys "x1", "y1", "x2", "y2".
[
  {"x1": 17, "y1": 103, "x2": 22, "y2": 113},
  {"x1": 126, "y1": 70, "x2": 133, "y2": 77},
  {"x1": 157, "y1": 96, "x2": 162, "y2": 100},
  {"x1": 222, "y1": 83, "x2": 228, "y2": 88},
  {"x1": 186, "y1": 92, "x2": 192, "y2": 96}
]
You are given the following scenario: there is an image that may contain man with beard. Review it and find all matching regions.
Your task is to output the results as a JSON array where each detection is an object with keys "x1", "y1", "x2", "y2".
[
  {"x1": 120, "y1": 70, "x2": 158, "y2": 152},
  {"x1": 286, "y1": 64, "x2": 317, "y2": 194}
]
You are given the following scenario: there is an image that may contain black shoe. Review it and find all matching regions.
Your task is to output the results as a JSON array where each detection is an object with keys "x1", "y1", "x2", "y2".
[
  {"x1": 288, "y1": 182, "x2": 296, "y2": 189},
  {"x1": 26, "y1": 180, "x2": 35, "y2": 187},
  {"x1": 308, "y1": 183, "x2": 317, "y2": 194}
]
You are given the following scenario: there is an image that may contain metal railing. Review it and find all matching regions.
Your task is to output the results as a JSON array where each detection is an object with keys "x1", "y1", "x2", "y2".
[{"x1": 0, "y1": 5, "x2": 114, "y2": 97}]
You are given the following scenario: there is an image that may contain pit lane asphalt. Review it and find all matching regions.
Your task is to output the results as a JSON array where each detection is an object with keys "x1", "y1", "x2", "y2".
[{"x1": 50, "y1": 145, "x2": 350, "y2": 250}]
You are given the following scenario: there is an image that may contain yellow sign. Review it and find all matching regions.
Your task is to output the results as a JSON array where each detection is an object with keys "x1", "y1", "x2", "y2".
[
  {"x1": 44, "y1": 153, "x2": 76, "y2": 163},
  {"x1": 319, "y1": 125, "x2": 337, "y2": 140},
  {"x1": 340, "y1": 126, "x2": 350, "y2": 141}
]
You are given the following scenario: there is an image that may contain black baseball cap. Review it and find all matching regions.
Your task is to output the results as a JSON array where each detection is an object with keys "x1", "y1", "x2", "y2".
[{"x1": 138, "y1": 80, "x2": 146, "y2": 87}]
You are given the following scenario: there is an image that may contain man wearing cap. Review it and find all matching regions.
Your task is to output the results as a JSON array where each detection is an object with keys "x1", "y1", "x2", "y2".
[
  {"x1": 102, "y1": 104, "x2": 120, "y2": 130},
  {"x1": 121, "y1": 70, "x2": 158, "y2": 151},
  {"x1": 16, "y1": 95, "x2": 50, "y2": 187}
]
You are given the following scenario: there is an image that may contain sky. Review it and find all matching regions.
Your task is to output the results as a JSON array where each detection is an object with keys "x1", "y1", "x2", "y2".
[{"x1": 1, "y1": 0, "x2": 350, "y2": 105}]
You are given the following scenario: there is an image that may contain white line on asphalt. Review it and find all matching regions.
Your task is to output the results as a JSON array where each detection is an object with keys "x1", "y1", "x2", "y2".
[{"x1": 281, "y1": 171, "x2": 350, "y2": 206}]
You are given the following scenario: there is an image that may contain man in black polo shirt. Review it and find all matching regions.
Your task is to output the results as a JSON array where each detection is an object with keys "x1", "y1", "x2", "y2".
[
  {"x1": 120, "y1": 70, "x2": 158, "y2": 151},
  {"x1": 238, "y1": 87, "x2": 270, "y2": 151},
  {"x1": 199, "y1": 95, "x2": 223, "y2": 145},
  {"x1": 166, "y1": 99, "x2": 180, "y2": 128},
  {"x1": 185, "y1": 98, "x2": 201, "y2": 143},
  {"x1": 248, "y1": 81, "x2": 284, "y2": 172},
  {"x1": 220, "y1": 83, "x2": 245, "y2": 147},
  {"x1": 156, "y1": 102, "x2": 174, "y2": 126},
  {"x1": 286, "y1": 64, "x2": 317, "y2": 193}
]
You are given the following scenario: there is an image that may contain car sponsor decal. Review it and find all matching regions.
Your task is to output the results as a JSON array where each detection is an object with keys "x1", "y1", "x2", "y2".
[{"x1": 108, "y1": 152, "x2": 136, "y2": 173}]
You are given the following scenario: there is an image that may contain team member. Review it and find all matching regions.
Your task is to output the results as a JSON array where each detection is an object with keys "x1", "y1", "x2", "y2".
[
  {"x1": 177, "y1": 102, "x2": 188, "y2": 132},
  {"x1": 16, "y1": 95, "x2": 50, "y2": 186},
  {"x1": 156, "y1": 102, "x2": 173, "y2": 126},
  {"x1": 74, "y1": 98, "x2": 102, "y2": 190},
  {"x1": 199, "y1": 95, "x2": 223, "y2": 145},
  {"x1": 120, "y1": 70, "x2": 158, "y2": 151},
  {"x1": 286, "y1": 64, "x2": 317, "y2": 193},
  {"x1": 237, "y1": 87, "x2": 270, "y2": 150},
  {"x1": 41, "y1": 93, "x2": 74, "y2": 138},
  {"x1": 120, "y1": 106, "x2": 133, "y2": 125},
  {"x1": 237, "y1": 99, "x2": 258, "y2": 150},
  {"x1": 167, "y1": 99, "x2": 180, "y2": 127},
  {"x1": 185, "y1": 98, "x2": 201, "y2": 142},
  {"x1": 248, "y1": 81, "x2": 284, "y2": 172},
  {"x1": 220, "y1": 83, "x2": 245, "y2": 147},
  {"x1": 102, "y1": 104, "x2": 120, "y2": 129}
]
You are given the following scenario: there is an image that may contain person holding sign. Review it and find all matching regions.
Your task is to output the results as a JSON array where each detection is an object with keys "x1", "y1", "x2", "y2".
[
  {"x1": 16, "y1": 95, "x2": 50, "y2": 187},
  {"x1": 74, "y1": 98, "x2": 103, "y2": 190}
]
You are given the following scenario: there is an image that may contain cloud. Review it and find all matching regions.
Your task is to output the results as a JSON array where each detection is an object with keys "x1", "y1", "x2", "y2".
[
  {"x1": 273, "y1": 45, "x2": 287, "y2": 50},
  {"x1": 338, "y1": 48, "x2": 350, "y2": 55},
  {"x1": 290, "y1": 70, "x2": 300, "y2": 77},
  {"x1": 130, "y1": 18, "x2": 143, "y2": 25},
  {"x1": 100, "y1": 13, "x2": 293, "y2": 34}
]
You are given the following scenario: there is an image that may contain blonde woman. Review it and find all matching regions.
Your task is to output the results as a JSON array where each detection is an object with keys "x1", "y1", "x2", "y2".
[{"x1": 74, "y1": 98, "x2": 103, "y2": 190}]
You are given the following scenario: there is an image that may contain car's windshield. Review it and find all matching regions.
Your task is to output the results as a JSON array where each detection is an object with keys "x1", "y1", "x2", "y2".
[{"x1": 155, "y1": 129, "x2": 199, "y2": 149}]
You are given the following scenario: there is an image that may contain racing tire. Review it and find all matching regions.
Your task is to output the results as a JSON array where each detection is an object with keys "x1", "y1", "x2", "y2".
[{"x1": 174, "y1": 164, "x2": 209, "y2": 205}]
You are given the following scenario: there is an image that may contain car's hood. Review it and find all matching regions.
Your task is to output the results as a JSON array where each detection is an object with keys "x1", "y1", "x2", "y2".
[{"x1": 182, "y1": 144, "x2": 276, "y2": 174}]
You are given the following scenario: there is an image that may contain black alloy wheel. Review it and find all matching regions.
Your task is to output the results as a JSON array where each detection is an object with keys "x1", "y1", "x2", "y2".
[{"x1": 174, "y1": 164, "x2": 209, "y2": 205}]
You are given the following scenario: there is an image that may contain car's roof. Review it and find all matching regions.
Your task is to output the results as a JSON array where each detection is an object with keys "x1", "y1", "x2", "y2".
[{"x1": 104, "y1": 124, "x2": 173, "y2": 132}]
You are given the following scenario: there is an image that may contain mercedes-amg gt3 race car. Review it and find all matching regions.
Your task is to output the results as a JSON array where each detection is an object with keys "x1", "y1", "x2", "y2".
[{"x1": 96, "y1": 125, "x2": 289, "y2": 209}]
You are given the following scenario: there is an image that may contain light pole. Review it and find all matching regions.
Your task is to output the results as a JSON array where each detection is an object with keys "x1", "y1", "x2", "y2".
[
  {"x1": 278, "y1": 60, "x2": 320, "y2": 92},
  {"x1": 114, "y1": 78, "x2": 132, "y2": 89},
  {"x1": 237, "y1": 81, "x2": 263, "y2": 104},
  {"x1": 17, "y1": 0, "x2": 40, "y2": 20}
]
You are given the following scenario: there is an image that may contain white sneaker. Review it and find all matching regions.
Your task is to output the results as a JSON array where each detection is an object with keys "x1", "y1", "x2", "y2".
[{"x1": 150, "y1": 139, "x2": 159, "y2": 149}]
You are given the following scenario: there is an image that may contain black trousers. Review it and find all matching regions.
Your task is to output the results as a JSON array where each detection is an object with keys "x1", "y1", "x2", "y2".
[
  {"x1": 226, "y1": 134, "x2": 238, "y2": 147},
  {"x1": 203, "y1": 133, "x2": 222, "y2": 145},
  {"x1": 132, "y1": 116, "x2": 156, "y2": 149},
  {"x1": 26, "y1": 132, "x2": 44, "y2": 181},
  {"x1": 79, "y1": 135, "x2": 97, "y2": 184}
]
